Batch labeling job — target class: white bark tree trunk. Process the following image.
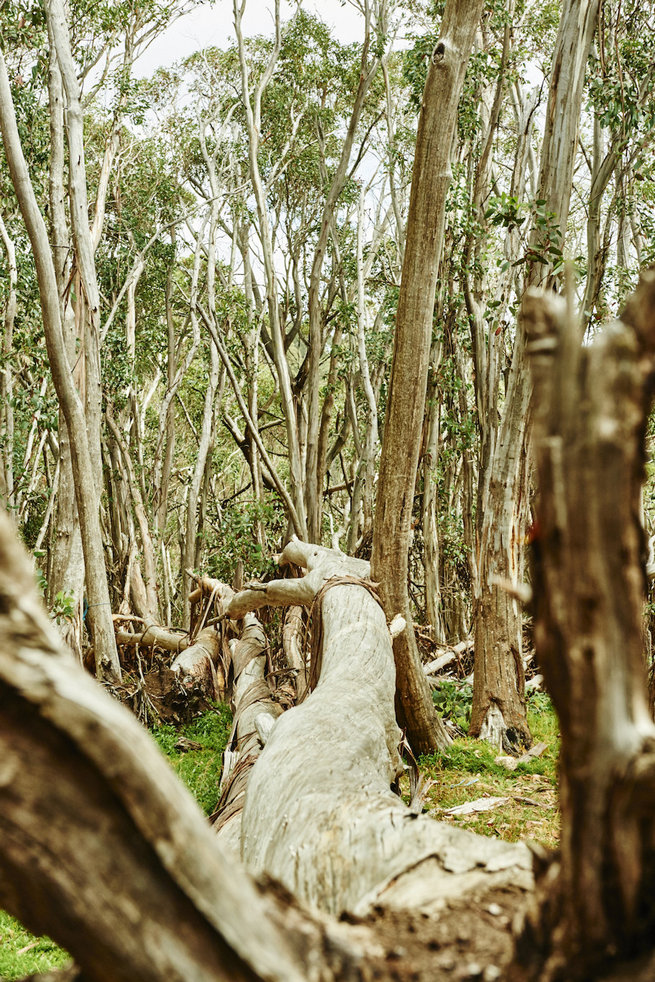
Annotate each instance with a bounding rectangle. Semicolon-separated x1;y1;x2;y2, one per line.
0;50;120;680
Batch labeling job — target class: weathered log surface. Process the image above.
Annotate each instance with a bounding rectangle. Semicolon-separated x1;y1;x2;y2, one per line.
0;513;374;982
231;539;532;916
170;626;221;700
213;613;283;856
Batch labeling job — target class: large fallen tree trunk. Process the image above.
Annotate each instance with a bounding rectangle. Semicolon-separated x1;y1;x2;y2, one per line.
227;539;532;915
0;509;533;981
0;511;382;982
5;279;655;981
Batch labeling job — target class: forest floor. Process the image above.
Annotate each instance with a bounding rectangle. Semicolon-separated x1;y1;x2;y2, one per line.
0;691;559;980
419;688;560;848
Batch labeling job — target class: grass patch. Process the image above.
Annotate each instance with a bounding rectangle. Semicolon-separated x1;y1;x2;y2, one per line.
0;911;71;980
150;702;232;815
418;691;560;848
0;704;233;978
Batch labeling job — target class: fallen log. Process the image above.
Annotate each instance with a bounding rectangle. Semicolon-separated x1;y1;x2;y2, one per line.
226;539;532;916
423;639;474;677
212;613;283;856
0;511;379;981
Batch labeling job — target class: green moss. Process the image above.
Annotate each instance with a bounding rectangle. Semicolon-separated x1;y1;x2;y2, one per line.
151;703;232;815
0;911;71;980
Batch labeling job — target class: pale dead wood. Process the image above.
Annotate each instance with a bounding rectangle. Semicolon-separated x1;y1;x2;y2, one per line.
229;538;533;917
0;511;378;982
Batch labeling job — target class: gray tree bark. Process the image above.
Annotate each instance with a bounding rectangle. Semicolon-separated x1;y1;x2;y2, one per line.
0;51;120;680
470;0;600;749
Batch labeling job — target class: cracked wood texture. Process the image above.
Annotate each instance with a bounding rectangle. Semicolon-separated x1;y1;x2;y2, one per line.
0;514;377;982
514;270;655;980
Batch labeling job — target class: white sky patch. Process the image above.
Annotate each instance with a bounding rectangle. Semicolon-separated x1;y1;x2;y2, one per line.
134;0;368;78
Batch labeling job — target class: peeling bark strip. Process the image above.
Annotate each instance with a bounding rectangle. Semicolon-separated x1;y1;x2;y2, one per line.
514;270;655;980
212;612;283;855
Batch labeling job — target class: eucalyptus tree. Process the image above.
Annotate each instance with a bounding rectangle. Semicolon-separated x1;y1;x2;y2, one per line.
0;46;121;678
582;0;655;325
468;0;601;749
0;0;208;667
371;0;486;755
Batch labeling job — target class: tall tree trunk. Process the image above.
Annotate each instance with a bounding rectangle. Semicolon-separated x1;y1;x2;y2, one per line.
304;2;384;542
45;20;84;660
233;0;306;538
0;51;121;680
470;0;600;749
372;0;485;755
0;215;16;509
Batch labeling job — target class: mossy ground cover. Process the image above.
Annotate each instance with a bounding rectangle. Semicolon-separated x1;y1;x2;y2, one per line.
0;694;558;979
150;701;232;815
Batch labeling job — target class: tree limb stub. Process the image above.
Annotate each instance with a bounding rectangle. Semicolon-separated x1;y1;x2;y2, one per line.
516;268;655;979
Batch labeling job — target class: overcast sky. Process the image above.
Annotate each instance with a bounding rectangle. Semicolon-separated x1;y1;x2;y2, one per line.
135;0;368;77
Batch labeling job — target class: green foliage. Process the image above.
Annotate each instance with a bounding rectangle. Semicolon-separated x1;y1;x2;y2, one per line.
151;703;232;815
204;496;285;584
431;678;473;732
51;590;76;624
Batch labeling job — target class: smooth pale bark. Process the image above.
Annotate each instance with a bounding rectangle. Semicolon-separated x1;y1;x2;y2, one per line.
470;0;600;749
181;179;223;620
513;270;655;980
304;2;385;542
170;627;221;703
346;192;381;554
47;0;104;495
154;267;177;534
106;411;160;622
228;539;532;916
0;52;120;680
372;0;485;755
233;0;306;538
421;359;444;641
44;30;85;662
